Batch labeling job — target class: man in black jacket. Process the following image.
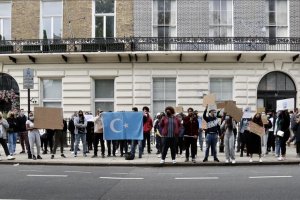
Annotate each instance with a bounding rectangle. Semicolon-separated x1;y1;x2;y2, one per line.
203;105;220;162
16;109;31;158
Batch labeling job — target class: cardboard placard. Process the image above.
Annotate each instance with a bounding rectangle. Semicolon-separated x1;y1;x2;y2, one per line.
217;101;236;109
34;107;63;130
247;121;265;137
261;115;269;125
203;94;216;106
256;107;265;114
276;98;294;112
175;106;184;113
84;115;94;122
202;120;207;130
224;101;243;122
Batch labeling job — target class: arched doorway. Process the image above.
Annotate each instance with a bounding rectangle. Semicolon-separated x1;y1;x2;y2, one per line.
257;71;296;113
0;73;20;113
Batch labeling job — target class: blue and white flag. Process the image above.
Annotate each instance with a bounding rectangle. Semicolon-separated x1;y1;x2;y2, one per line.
103;112;143;140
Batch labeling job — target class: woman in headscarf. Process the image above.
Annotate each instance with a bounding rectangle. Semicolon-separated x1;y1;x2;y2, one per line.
247;113;263;162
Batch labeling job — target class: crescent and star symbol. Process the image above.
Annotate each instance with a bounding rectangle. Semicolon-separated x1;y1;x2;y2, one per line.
109;119;129;133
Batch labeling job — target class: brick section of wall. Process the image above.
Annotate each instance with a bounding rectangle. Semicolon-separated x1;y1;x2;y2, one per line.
11;0;40;39
234;0;267;37
177;0;209;37
116;0;134;37
63;0;92;38
290;0;300;37
134;0;152;37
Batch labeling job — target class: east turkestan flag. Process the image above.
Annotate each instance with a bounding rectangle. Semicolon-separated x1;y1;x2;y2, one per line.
103;112;143;140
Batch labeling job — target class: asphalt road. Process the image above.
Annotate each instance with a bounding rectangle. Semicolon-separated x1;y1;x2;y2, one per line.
0;165;299;200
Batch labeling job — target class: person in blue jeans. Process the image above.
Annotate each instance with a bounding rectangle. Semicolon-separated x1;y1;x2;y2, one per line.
7;111;18;156
74;110;87;157
202;105;220;162
129;107;143;159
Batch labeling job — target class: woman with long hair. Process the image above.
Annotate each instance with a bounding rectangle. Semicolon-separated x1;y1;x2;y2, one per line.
247;113;263;162
221;114;237;164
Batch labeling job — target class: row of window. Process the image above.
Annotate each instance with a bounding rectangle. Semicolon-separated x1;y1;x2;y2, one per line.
42;78;232;115
0;0;289;40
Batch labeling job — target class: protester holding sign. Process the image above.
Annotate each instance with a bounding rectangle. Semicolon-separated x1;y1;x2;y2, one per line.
247;113;263;163
221;114;237;164
74;110;87;157
274;110;290;161
203;105;220;162
26;112;42;160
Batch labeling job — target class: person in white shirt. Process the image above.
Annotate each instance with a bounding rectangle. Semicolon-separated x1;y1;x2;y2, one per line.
26;112;42;160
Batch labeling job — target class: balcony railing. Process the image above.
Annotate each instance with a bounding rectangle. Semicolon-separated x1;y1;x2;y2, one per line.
0;37;299;54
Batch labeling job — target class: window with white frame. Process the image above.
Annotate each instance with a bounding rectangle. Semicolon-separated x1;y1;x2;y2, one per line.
42;79;62;107
41;0;63;39
266;0;288;38
0;1;11;40
94;79;114;112
210;78;232;101
209;0;233;37
153;78;176;115
94;0;115;38
153;0;177;50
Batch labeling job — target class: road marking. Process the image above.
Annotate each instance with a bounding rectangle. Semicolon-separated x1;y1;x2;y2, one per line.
64;171;92;174
249;176;293;179
100;177;144;180
27;175;68;177
19;170;43;172
175;177;219;180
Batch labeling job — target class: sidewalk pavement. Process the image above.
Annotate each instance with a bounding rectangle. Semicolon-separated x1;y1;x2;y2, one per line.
0;143;299;166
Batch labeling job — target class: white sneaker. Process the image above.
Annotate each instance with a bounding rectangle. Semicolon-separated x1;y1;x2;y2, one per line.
160;159;165;164
231;159;236;164
172;160;176;164
7;155;15;160
0;157;2;161
259;158;263;163
278;157;283;161
157;155;161;158
249;158;253;163
225;159;229;163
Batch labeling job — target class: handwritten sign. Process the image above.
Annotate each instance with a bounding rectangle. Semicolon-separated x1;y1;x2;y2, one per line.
203;94;216;106
248;121;265;137
224;101;243;122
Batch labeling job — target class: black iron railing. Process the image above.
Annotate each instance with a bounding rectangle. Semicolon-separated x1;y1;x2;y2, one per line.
0;37;299;54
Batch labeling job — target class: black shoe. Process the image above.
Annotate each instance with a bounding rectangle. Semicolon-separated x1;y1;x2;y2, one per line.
28;154;32;159
42;151;47;155
32;155;37;160
185;158;189;162
203;158;208;162
214;158;220;162
51;155;54;159
20;150;25;154
61;154;66;158
92;155;97;158
113;154;116;157
138;155;142;159
37;155;42;159
107;154;111;157
101;154;105;158
156;151;161;155
85;151;90;154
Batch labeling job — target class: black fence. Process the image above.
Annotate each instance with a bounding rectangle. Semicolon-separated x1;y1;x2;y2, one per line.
0;37;299;54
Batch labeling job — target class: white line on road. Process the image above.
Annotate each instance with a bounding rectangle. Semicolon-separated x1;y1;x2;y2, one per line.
64;171;92;174
19;170;43;172
249;176;293;179
27;175;68;177
100;177;144;180
175;177;219;180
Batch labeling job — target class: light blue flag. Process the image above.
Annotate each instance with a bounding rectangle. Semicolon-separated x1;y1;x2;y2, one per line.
103;112;143;140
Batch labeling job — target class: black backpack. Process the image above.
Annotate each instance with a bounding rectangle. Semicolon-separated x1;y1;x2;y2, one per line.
125;153;134;160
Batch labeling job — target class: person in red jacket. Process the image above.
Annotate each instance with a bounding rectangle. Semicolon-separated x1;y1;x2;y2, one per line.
142;106;153;155
159;106;181;164
183;108;199;163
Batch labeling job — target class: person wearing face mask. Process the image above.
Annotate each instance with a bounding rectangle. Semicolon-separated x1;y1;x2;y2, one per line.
74;110;87;157
267;111;276;155
16;109;31;157
26;112;42;160
221;114;237;164
92;109;105;158
7;111;18;156
159;106;181;164
202;105;220;162
274;110;290;161
142;106;153;155
0;112;15;160
247;113;263;162
183;108;199;163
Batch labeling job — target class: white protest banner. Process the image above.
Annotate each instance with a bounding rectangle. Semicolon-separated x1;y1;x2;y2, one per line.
276;98;294;112
84;115;94;122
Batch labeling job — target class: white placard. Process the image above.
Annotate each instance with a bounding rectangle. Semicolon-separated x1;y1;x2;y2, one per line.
84;115;94;122
276;98;294;111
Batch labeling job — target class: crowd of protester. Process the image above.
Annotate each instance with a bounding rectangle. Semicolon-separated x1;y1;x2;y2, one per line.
0;106;299;164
